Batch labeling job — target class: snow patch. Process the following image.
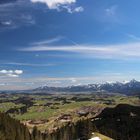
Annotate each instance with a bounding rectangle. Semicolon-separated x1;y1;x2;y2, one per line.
89;137;101;140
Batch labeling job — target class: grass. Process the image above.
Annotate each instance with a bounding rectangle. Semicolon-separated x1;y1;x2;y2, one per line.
15;101;104;121
0;102;24;112
13;95;140;121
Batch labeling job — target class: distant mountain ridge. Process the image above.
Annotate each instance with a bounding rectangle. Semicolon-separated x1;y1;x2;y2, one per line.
34;79;140;95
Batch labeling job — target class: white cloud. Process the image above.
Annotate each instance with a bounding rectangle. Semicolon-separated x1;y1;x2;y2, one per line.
31;0;75;9
0;70;13;74
19;42;140;60
0;70;23;78
30;0;83;13
15;70;23;75
0;70;9;74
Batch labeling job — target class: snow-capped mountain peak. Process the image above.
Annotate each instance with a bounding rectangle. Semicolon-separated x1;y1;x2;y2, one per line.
34;79;140;95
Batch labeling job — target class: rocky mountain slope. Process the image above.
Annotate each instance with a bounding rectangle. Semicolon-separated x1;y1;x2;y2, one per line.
93;104;140;140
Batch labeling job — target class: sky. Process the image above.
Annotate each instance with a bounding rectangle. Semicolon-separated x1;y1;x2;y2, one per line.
1;0;140;90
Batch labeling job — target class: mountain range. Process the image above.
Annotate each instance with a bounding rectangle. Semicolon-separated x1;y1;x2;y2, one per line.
34;79;140;95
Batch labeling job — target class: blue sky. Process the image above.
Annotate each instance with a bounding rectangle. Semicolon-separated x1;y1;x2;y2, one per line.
1;0;140;90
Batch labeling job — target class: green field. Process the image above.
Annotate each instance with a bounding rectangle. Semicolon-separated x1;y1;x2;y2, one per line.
0;92;140;133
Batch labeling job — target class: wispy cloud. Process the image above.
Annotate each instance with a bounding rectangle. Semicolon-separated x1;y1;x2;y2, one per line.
73;6;84;13
2;62;56;67
96;5;119;23
31;36;64;46
105;5;118;17
0;0;35;30
126;33;140;41
18;42;140;60
62;5;84;13
0;0;83;31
